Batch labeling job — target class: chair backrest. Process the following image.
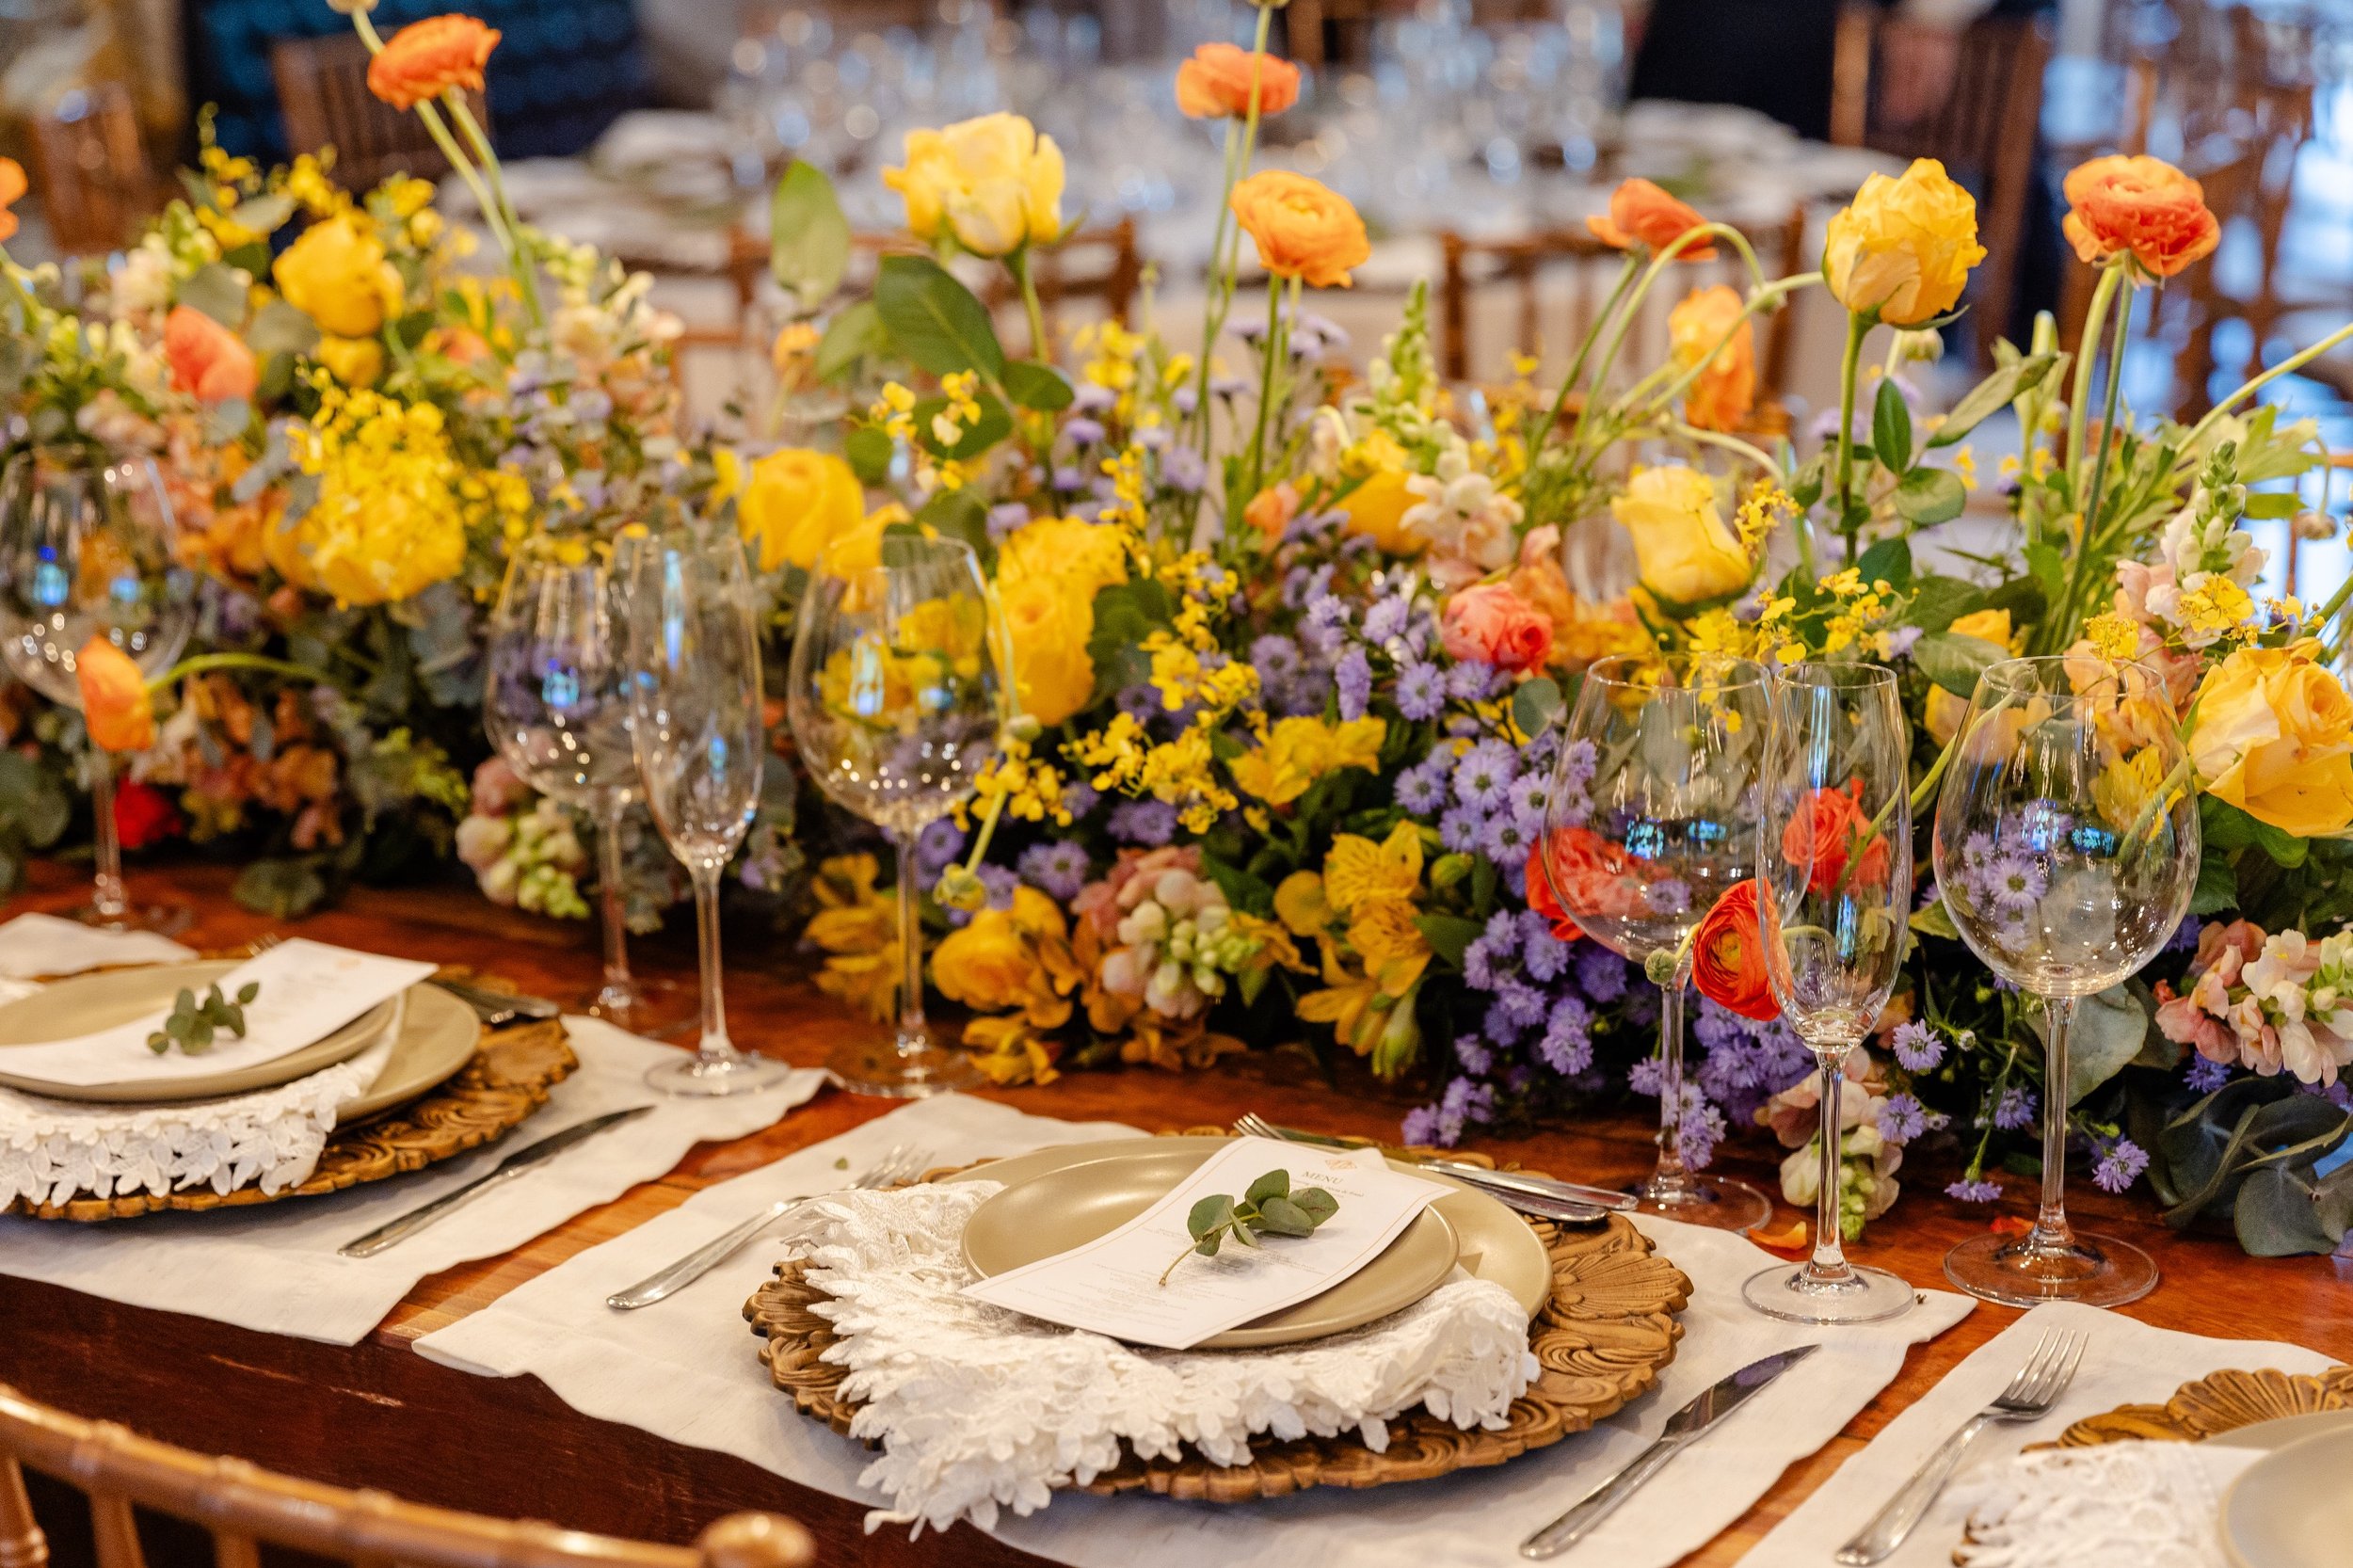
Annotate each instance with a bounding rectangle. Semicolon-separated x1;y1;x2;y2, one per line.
26;81;155;256
1830;8;2051;363
272;32;492;197
0;1383;813;1568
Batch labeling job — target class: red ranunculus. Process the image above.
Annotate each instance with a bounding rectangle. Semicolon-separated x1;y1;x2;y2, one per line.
112;778;182;851
1693;878;1780;1021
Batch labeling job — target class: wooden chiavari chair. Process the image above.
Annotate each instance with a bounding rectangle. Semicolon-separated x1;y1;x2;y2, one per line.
1828;6;2051;365
25;82;158;256
0;1382;813;1568
272;32;493;196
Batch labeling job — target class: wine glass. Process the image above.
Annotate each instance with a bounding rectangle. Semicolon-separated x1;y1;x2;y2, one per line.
1539;652;1772;1227
485;534;691;1035
0;445;194;933
787;533;1000;1097
1743;662;1915;1323
1932;655;2198;1306
617;522;794;1097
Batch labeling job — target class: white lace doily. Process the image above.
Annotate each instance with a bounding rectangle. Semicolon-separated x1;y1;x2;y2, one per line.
787;1181;1539;1535
0;1037;394;1210
1951;1440;2249;1567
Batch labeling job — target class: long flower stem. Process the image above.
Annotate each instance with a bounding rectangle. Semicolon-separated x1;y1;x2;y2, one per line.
1833;311;1868;560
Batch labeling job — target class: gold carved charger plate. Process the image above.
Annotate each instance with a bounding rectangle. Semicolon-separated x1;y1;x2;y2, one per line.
3;1002;577;1222
745;1138;1690;1504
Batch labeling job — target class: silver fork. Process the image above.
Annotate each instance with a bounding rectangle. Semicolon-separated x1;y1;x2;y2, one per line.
1234;1112;1629;1215
604;1144;928;1310
1835;1328;2089;1564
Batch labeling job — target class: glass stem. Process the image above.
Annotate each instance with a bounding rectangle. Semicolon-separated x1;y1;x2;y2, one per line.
597;797;635;1003
89;757;127;920
1808;1048;1854;1283
1653;970;1689;1194
895;832;927;1058
691;862;732;1064
2030;994;2078;1254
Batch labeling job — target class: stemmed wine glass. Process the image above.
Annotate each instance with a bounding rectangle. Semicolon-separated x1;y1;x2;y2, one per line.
0;446;194;933
1743;663;1915;1323
1540;652;1772;1228
1933;655;2197;1306
787;533;1001;1097
617;522;793;1097
486;534;690;1034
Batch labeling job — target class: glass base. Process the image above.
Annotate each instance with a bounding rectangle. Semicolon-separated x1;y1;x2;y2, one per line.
828;1033;983;1098
588;974;696;1039
1743;1260;1917;1324
1632;1172;1774;1231
1942;1229;2158;1308
69;900;192;937
643;1046;796;1098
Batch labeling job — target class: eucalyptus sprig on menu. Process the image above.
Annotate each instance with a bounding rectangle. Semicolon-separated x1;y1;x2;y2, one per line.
146;982;261;1055
1158;1168;1340;1287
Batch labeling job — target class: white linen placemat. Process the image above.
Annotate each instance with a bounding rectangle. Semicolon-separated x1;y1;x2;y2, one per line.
0;1016;824;1344
0;912;195;984
1743;1301;2340;1567
418;1105;1974;1568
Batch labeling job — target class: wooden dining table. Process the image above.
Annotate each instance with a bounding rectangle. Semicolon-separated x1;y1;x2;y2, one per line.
3;857;2348;1568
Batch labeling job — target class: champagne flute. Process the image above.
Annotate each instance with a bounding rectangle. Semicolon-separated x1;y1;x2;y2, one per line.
485;534;690;1034
1932;655;2198;1306
1540;652;1772;1227
618;522;793;1096
0;445;194;933
1743;662;1915;1323
787;533;1000;1097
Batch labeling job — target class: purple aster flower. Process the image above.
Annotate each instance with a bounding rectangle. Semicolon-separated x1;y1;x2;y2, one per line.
1017;839;1092;902
1947;1177;2004;1203
1576;943;1628;1002
1992;1085;2037;1130
1454;739;1519;811
2091;1136;2150;1193
1878;1093;1929;1144
1396;759;1449;815
1337;648;1373;720
1062;416;1107;447
1454;1033;1494;1075
1362;593;1412;645
1440;805;1486;853
2185;1054;2233;1094
1396;659;1447;721
1892;1019;1944;1072
1448;660;1497;701
1110;798;1177;846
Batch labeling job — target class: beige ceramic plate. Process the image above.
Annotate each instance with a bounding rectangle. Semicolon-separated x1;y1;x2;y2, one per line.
2220;1426;2353;1568
952;1135;1550;1350
0;960;395;1103
336;983;480;1120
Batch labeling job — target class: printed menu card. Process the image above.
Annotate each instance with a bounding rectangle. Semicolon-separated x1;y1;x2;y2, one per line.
963;1136;1452;1350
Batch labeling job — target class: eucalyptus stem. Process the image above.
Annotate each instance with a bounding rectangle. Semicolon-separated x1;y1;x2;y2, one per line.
1833;312;1869;561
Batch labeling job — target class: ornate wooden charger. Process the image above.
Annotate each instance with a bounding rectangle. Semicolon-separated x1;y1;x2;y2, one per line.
2043;1364;2353;1448
4;1013;576;1223
744;1141;1692;1504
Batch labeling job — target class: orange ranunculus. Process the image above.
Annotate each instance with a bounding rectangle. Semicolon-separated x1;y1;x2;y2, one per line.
1780;779;1890;897
163;306;259;403
0;156;24;244
1693;879;1779;1022
2062;154;2220;280
1230;170;1371;289
1586;178;1716;261
1175;42;1301;120
1667;284;1756;433
367;14;501;111
75;637;154;752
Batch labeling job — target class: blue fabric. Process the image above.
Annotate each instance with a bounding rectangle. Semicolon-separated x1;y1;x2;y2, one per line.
189;0;649;164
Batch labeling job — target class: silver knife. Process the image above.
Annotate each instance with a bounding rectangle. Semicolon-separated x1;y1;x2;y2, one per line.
1519;1343;1820;1560
338;1106;653;1258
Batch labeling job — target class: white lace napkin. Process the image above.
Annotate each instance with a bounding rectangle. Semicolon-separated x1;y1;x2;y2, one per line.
1951;1441;2252;1567
792;1180;1538;1535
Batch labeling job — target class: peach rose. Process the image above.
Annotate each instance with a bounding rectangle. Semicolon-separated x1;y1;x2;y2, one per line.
367;14;501;111
163;306;259;403
75;637;153;752
1175;42;1301;120
1667;284;1756;433
1230;170;1370;289
2062;154;2220;280
1586;178;1716;261
1440;582;1553;673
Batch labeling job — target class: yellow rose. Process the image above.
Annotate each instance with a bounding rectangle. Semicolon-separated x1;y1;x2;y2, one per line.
997;569;1098;728
931;886;1079;1028
315;334;383;389
2188;640;2353;837
1335;468;1424;555
1822;158;1987;327
737;448;865;572
1609;466;1753;604
883;113;1064;257
273;214;405;340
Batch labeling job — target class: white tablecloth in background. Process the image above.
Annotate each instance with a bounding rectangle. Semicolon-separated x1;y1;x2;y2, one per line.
417;1096;1974;1568
0;1017;824;1344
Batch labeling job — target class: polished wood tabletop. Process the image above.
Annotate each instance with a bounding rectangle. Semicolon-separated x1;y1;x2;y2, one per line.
3;859;2348;1567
